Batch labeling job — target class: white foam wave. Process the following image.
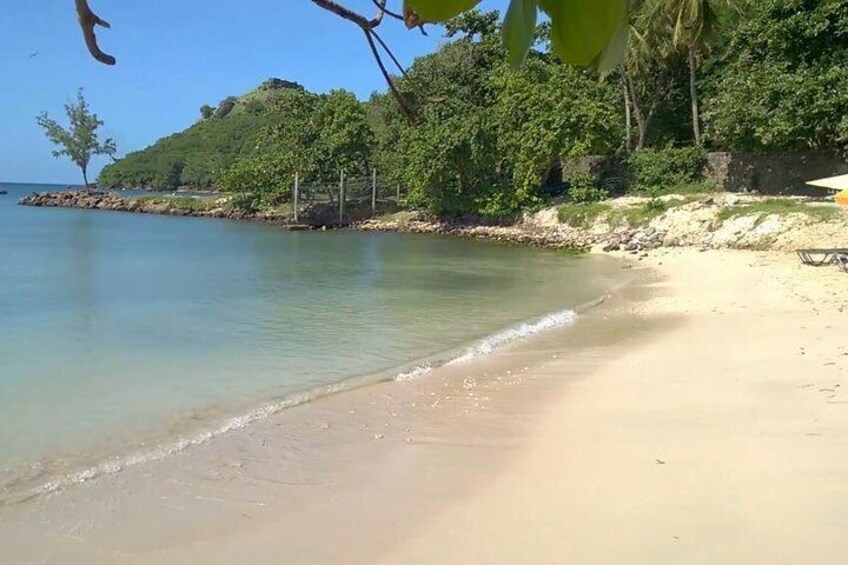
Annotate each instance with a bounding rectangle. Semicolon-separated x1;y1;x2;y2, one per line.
395;363;433;381
447;309;577;366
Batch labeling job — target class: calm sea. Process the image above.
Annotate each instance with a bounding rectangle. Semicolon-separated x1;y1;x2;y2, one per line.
0;182;621;503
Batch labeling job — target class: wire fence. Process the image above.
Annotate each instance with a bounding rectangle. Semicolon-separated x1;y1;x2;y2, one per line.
292;171;406;225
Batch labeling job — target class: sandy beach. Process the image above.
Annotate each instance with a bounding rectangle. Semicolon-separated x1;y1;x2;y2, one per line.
2;248;847;564
381;249;848;565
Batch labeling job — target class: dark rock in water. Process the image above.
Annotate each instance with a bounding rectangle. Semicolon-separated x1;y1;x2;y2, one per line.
0;190;7;195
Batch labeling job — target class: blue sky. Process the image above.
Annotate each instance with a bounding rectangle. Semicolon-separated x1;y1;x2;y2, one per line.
2;0;507;184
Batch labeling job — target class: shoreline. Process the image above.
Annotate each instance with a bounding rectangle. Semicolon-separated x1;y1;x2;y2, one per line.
19;189;848;255
0;298;610;508
18;190;594;251
0;256;649;563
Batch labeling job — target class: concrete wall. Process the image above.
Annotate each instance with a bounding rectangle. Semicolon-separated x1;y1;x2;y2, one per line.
706;151;848;196
559;150;847;197
559;156;627;195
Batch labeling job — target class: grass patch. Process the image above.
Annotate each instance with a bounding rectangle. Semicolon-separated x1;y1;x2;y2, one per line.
558;202;613;227
132;195;214;212
627;181;719;198
559;199;673;228
718;198;842;223
666;194;707;207
664;181;719;195
622;199;667;226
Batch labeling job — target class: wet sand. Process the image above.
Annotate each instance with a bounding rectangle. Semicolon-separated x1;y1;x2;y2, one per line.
2;249;847;564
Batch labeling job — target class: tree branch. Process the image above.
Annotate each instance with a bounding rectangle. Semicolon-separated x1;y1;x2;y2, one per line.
371;0;405;22
372;29;408;76
308;0;417;122
75;0;115;65
71;0;419;121
363;29;417;123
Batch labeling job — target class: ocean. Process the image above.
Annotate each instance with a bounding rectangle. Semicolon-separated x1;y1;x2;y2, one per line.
0;182;621;504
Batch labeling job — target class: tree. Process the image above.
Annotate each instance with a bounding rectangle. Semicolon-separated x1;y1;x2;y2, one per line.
443;8;500;39
705;0;848;152
494;59;623;197
200;104;214;119
217;88;374;202
371;19;623;217
622;9;682;150
648;0;741;145
36;89;116;190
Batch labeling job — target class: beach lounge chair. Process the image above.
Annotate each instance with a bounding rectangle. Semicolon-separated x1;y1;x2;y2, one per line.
836;253;848;273
796;249;848;267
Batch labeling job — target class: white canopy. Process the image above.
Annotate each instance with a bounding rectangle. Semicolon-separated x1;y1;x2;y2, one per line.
805;174;848;191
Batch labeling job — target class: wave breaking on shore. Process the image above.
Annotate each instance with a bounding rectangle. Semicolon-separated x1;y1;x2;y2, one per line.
0;306;593;507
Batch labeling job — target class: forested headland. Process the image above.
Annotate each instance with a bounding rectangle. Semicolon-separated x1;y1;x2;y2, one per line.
98;0;848;219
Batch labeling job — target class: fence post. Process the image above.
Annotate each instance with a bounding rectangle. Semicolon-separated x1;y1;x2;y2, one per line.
293;171;299;223
372;169;377;216
339;170;345;224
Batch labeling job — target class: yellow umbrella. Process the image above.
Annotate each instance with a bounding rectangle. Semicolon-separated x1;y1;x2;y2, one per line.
806;175;848;207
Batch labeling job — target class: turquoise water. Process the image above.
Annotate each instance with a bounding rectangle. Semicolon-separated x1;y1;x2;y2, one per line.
0;182;620;502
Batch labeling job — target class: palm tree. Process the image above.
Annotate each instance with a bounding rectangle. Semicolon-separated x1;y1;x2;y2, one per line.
623;1;679;150
649;0;740;145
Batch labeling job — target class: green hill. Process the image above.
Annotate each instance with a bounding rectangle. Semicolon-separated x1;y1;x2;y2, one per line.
98;79;305;189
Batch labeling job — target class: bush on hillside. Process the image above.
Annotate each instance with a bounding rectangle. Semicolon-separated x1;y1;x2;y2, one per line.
628;145;708;194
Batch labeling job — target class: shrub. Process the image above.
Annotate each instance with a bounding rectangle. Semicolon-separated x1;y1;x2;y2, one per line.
628;145;708;194
624;199;667;226
567;172;610;203
230;192;262;213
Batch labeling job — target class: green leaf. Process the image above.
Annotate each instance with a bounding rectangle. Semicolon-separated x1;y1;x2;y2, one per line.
503;0;538;69
405;0;484;23
590;14;629;74
542;0;629;67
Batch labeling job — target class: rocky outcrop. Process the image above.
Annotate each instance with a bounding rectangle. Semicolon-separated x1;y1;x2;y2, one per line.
361;194;848;254
259;78;304;92
19;191;293;224
356;218;592;252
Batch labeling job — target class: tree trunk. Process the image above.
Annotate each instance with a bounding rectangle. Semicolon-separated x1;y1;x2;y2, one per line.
82;167;90;192
688;45;702;145
622;69;632;151
625;71;648;150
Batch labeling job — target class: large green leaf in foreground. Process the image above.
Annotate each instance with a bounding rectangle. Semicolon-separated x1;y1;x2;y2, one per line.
407;0;630;70
541;0;629;66
405;0;484;22
503;0;539;68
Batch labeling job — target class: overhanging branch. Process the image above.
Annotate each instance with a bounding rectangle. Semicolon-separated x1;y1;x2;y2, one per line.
71;0;419;121
75;0;114;65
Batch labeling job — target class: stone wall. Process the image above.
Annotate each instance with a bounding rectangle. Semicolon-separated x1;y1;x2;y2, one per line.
706;151;848;196
552;151;846;197
559;155;628;195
